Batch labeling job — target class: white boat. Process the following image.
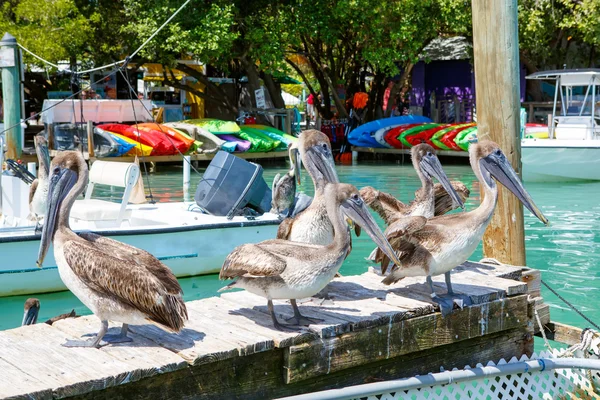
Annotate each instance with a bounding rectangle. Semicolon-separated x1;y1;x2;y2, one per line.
0;151;280;297
522;69;600;182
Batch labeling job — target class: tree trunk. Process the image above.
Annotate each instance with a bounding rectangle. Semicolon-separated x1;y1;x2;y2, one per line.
519;53;543;101
262;73;285;109
239;56;261;108
384;63;414;117
366;71;385;121
171;63;238;114
322;65;349;119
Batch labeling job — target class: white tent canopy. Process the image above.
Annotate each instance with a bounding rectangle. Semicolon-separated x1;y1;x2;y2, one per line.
281;91;300;106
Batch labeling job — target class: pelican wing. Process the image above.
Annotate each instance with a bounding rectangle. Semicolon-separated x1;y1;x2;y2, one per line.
28;179;38;208
77;232;165;271
360;186;408;225
276;217;295;240
220;239;323;279
62;239;188;332
415;181;470;216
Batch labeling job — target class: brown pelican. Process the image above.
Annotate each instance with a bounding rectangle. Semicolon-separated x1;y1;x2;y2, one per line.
36;151;188;347
276;130;340;243
373;141;549;314
21;298;78;326
22;298;40;325
360;143;468;225
219;182;402;330
270;144;302;217
28;135;50;223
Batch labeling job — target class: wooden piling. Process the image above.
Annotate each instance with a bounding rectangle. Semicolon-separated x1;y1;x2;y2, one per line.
471;0;526;265
0;261;540;400
0;33;22;159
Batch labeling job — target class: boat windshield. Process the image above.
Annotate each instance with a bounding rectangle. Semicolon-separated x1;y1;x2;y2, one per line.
559;84;600;117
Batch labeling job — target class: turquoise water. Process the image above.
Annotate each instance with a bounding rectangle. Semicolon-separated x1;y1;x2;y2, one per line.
1;159;599;341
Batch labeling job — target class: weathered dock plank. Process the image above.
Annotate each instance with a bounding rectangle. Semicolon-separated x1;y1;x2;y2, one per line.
0;261;539;400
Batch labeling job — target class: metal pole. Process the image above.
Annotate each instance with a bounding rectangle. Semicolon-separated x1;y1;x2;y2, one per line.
183;155;191;201
551;77;560;138
275;358;600;400
0;33;23;159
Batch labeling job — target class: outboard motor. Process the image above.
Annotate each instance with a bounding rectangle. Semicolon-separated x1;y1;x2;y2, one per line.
195;151;272;219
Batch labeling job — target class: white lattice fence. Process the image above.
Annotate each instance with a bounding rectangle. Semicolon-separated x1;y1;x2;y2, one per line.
363;353;600;400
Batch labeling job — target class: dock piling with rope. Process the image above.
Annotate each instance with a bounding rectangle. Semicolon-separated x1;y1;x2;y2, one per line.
0;261;550;400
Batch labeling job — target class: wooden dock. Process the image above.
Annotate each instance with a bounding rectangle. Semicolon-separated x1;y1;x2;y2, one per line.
0;261;547;400
352;146;470;159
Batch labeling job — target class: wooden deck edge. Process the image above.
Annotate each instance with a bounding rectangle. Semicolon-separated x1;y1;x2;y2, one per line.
535;321;586;347
284;294;531;384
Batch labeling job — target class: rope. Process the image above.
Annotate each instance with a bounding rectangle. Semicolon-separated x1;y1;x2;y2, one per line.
118;64;156;204
117;66;203;177
541;280;600;332
479;257;600;332
16;0;193;75
129;0;193;60
0;68;121;137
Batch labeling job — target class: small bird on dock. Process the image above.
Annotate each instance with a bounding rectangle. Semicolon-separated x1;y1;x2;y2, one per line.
36;151;188;348
360;143;468;225
21;298;78;326
219;182;402;330
28;134;50;224
373;141;549;315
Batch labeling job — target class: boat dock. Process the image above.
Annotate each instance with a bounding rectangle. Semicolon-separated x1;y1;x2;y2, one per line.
0;261;548;400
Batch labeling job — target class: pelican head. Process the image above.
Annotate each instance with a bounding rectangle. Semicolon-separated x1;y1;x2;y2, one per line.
34;134;50;176
22;298;40;326
37;152;88;267
288;142;301;185
471;141;549;225
327;183;401;267
299;129;339;186
412;143;464;209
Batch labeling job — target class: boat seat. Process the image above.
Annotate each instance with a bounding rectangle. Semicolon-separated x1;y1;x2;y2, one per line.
70;160;140;225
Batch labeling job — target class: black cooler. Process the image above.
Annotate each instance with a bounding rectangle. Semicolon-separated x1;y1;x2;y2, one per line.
194;151;272;218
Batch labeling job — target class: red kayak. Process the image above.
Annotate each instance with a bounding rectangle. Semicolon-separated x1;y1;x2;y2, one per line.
98;123;177;155
440;123;476;151
137;123;194;153
405;124;453;148
384;124;421;149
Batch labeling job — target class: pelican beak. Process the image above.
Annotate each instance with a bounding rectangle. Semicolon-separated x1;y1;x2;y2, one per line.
421;152;464;209
305;144;339;184
290;146;301;185
37;139;50;172
480;150;549;225
341;195;402;267
22;305;39;326
37;166;77;267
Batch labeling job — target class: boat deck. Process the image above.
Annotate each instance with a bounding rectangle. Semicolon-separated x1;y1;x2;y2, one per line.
0;261;547;400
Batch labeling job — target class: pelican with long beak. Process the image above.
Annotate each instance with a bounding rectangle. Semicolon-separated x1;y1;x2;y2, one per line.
277;130;359;244
219;182;402;330
374;141;549;315
36;151;188;348
360;143;468;225
270;143;304;217
22;298;40;326
28;135;50;223
21;298;78;326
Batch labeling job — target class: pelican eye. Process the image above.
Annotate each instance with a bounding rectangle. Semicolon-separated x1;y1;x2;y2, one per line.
322;143;328;150
426;151;433;157
495;149;502;156
53;167;61;175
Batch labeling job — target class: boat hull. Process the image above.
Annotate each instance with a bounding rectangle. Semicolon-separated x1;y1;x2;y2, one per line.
522;139;600;182
0;204;279;297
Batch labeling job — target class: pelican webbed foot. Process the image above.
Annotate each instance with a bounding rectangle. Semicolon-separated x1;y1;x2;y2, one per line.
268;300;299;331
63;320;108;348
102;323;133;344
285;299;324;326
427;274;473;316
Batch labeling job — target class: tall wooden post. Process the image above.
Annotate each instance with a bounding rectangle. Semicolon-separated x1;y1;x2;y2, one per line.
472;0;525;265
0;33;22;159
